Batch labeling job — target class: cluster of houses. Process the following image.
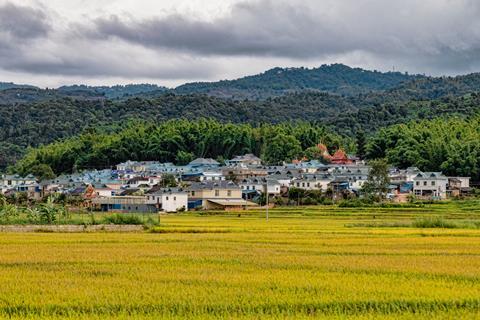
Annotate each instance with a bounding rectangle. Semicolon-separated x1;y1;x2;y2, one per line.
0;146;472;213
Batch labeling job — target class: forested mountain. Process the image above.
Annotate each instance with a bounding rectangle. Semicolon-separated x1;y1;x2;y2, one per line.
0;93;354;166
0;82;37;90
0;87;104;104
0;84;169;104
2;90;480;171
175;64;420;99
57;84;168;99
2;64;480;172
355;73;480;107
2;65;480;105
0;64;419;103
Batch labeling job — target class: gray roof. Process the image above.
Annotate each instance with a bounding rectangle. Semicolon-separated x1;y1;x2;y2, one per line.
241;177;280;185
187;181;239;191
189;158;220;166
414;172;448;180
230;154;261;161
147;188;187;195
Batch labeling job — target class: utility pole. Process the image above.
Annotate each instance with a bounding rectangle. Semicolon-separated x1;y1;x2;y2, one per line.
265;182;269;221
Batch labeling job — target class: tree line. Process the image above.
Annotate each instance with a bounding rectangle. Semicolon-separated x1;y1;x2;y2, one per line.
12;115;480;182
14;119;347;177
2;90;480;171
366;116;480;181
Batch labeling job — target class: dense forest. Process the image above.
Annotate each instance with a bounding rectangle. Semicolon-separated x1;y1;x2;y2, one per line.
175;64;420;99
0;82;36;90
14;119;345;176
14;116;480;180
2;90;480;170
57;84;168;99
366;116;480;180
2;64;480;173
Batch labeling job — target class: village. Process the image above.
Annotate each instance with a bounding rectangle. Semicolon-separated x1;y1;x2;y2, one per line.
0;144;472;213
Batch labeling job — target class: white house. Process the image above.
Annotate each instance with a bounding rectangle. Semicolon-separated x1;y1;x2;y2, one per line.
146;188;188;212
0;174;37;188
239;178;263;193
413;172;448;199
265;179;281;195
92;184;116;197
448;177;470;189
200;171;225;181
291;174;334;191
239;178;282;196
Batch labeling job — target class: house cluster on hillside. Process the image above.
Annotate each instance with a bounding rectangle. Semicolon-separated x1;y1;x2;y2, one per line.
0;147;472;212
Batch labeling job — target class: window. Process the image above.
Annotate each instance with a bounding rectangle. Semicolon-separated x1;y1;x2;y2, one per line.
166;196;169;200
252;186;255;190
215;190;219;196
174;196;176;201
431;181;435;186
297;183;300;187
423;181;427;186
307;182;310;187
191;191;195;197
416;181;419;186
227;190;232;196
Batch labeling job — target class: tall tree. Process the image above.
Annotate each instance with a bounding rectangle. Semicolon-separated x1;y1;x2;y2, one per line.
356;130;366;159
362;159;390;199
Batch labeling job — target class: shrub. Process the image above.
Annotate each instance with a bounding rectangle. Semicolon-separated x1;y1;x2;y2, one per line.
413;217;458;229
338;198;374;207
102;214;143;225
321;199;333;205
303;197;317;205
0;203;20;222
25;207;41;223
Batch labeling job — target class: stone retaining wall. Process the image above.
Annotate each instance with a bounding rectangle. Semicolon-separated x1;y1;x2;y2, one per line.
0;224;145;233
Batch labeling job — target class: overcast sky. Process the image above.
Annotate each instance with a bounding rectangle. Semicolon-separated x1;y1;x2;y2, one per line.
0;0;479;88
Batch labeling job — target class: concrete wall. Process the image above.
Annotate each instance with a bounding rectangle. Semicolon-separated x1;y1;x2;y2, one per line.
162;193;188;212
0;224;144;233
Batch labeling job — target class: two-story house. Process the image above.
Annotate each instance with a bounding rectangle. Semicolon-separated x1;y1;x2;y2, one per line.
413;172;448;199
146;188;188;212
186;181;257;210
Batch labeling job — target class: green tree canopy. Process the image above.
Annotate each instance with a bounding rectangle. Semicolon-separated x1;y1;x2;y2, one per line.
362;159;390;199
262;134;302;165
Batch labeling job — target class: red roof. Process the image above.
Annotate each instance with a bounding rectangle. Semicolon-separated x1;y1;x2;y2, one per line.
316;143;332;160
331;149;353;164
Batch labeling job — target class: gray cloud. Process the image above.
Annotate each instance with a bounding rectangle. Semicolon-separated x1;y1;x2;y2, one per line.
0;1;215;80
1;0;480;86
0;39;216;79
85;0;480;72
89;1;328;57
0;2;50;39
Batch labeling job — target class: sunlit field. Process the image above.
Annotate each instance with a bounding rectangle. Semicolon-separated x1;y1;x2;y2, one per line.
1;203;480;319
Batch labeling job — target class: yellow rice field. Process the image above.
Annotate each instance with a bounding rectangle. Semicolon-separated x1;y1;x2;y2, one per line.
0;204;480;319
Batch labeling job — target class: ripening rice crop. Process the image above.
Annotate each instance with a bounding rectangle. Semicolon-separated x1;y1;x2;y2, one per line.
0;204;479;319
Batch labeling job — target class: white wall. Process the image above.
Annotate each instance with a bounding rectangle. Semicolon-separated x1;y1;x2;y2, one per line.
162;193;188;212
